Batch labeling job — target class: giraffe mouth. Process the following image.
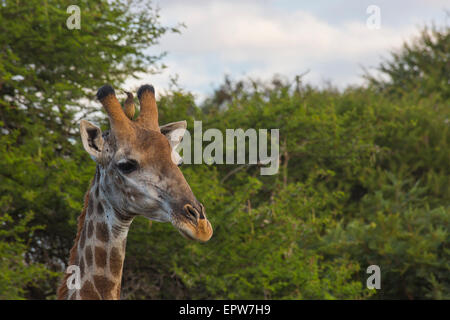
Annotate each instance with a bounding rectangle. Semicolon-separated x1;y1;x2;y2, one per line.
178;228;197;241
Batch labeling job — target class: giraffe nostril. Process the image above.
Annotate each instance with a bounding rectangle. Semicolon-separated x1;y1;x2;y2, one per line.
184;204;199;223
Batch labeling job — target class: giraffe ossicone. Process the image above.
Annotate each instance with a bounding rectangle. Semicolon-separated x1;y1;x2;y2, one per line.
57;84;213;300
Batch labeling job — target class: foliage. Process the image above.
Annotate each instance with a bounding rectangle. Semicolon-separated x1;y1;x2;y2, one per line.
0;0;178;298
0;1;448;299
365;23;450;101
0;207;58;299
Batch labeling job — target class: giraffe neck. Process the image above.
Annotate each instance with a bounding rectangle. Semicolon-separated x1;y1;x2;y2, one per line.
68;167;133;300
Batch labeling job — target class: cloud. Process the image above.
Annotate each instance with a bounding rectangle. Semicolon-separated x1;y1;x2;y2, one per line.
127;0;447;100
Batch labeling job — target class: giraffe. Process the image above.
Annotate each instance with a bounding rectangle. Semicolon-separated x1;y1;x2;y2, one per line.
57;84;213;300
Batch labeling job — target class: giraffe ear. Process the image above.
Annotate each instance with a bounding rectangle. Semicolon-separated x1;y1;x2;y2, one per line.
160;120;187;166
160;120;187;150
80;120;104;160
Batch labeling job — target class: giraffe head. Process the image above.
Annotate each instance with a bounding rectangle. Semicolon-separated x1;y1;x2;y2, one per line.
79;84;213;242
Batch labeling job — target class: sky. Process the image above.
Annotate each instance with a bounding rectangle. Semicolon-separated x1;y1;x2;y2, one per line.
125;0;449;102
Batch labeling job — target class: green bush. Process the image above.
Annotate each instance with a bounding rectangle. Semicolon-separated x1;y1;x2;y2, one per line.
0;1;448;299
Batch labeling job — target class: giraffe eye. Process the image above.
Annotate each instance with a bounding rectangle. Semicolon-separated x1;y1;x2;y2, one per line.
117;159;138;174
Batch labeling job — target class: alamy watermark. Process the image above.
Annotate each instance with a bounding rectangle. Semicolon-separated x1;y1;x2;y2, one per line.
66;265;81;290
366;5;381;30
66;5;81;30
170;121;280;175
366;265;381;289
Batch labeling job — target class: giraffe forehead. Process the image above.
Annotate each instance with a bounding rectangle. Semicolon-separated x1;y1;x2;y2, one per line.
112;128;172;163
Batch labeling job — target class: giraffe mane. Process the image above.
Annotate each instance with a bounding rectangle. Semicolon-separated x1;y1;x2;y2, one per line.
57;175;95;299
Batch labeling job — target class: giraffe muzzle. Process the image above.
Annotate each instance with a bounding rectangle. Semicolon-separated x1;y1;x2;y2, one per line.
177;204;213;242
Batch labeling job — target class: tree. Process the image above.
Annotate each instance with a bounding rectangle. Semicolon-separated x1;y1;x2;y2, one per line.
0;0;179;299
365;23;450;101
1;2;448;299
0;208;58;299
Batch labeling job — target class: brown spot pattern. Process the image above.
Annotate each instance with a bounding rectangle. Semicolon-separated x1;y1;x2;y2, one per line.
95;246;107;269
87;220;94;238
79;256;85;277
80;280;101;300
79;228;86;249
85;245;93;266
110;247;123;277
96;222;109;242
93;275;116;300
87;197;94;216
97;202;104;215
